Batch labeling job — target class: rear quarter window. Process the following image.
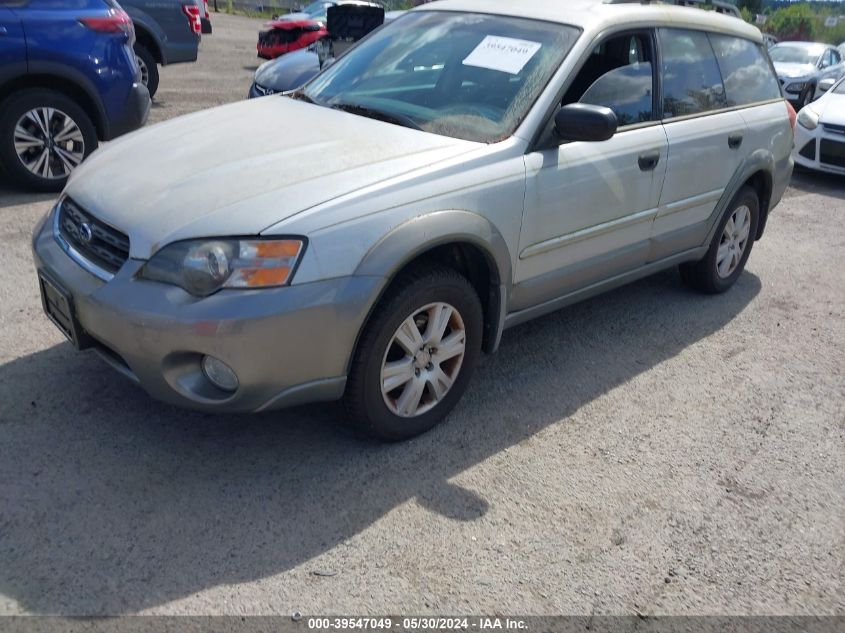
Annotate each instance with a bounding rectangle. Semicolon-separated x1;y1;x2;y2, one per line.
709;34;782;106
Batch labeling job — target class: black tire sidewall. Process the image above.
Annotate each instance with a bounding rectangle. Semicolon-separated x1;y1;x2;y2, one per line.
705;188;760;293
0;89;97;192
352;272;483;441
134;43;160;99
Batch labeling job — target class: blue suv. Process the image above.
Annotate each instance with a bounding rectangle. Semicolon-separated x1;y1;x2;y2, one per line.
0;0;150;192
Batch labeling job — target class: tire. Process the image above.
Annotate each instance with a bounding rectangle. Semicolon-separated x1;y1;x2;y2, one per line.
680;186;760;294
0;88;98;192
801;84;816;107
134;43;160;99
344;265;484;442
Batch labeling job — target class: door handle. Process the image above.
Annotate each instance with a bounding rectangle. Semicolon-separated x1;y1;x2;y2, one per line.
728;133;744;149
0;27;8;36
638;151;660;172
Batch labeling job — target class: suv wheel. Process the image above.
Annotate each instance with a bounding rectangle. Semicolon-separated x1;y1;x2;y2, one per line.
801;84;816;107
0;89;98;192
345;265;483;441
680;186;759;294
134;43;160;99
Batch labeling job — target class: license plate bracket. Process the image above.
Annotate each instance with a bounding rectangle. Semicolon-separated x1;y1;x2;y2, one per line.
38;271;92;350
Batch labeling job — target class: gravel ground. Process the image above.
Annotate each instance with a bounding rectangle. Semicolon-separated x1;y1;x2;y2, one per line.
0;13;843;618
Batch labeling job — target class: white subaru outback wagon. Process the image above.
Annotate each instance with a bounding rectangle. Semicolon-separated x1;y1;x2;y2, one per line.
33;0;794;441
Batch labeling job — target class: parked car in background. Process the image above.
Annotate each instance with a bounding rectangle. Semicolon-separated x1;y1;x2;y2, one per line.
0;0;150;191
257;0;380;60
257;15;326;60
250;6;397;97
770;42;845;108
794;75;845;175
121;0;202;98
33;0;793;441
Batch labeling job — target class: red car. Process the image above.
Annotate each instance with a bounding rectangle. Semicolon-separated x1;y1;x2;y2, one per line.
257;18;327;60
257;0;380;60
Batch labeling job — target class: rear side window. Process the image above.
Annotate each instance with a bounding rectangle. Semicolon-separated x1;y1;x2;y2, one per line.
709;34;782;106
659;29;727;118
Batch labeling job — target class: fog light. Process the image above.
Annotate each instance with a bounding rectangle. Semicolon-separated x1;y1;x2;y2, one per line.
201;355;239;392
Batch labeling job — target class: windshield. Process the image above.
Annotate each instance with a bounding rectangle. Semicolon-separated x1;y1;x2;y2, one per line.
770;45;822;65
301;11;579;143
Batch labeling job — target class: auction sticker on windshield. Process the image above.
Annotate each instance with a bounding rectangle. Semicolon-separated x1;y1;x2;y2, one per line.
462;35;542;75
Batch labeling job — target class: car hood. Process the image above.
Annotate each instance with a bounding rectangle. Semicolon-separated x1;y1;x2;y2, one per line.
254;50;321;91
266;15;320;28
66;97;480;259
774;62;815;79
815;92;845;125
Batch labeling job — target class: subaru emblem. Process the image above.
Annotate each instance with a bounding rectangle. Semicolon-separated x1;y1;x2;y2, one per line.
79;222;93;244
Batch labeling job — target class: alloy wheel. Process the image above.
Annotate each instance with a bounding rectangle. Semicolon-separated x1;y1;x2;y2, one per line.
380;302;467;418
13;107;85;180
136;55;150;86
716;205;752;278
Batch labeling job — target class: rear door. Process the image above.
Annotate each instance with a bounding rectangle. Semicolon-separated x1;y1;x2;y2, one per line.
649;28;749;261
0;5;27;83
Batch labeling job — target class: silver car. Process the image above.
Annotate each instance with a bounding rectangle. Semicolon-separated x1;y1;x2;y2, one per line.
33;0;793;441
769;41;845;107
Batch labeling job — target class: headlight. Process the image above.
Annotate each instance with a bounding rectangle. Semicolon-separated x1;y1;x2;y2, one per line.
785;81;807;93
797;107;820;130
138;238;306;296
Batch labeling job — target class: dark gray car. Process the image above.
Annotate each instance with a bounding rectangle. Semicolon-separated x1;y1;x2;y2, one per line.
121;0;202;98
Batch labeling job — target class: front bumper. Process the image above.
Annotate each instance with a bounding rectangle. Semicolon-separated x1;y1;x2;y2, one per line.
32;208;384;413
793;123;845;176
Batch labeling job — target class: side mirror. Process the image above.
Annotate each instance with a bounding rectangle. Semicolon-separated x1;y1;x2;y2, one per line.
554;104;618;143
818;77;836;94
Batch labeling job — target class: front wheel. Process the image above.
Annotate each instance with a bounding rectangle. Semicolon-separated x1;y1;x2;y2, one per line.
801;84;816;108
680;186;759;294
344;266;483;442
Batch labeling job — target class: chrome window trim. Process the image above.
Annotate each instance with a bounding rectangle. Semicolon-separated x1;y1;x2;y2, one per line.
52;200;115;283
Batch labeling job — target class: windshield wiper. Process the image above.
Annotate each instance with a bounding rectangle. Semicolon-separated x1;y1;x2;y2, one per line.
330;102;423;131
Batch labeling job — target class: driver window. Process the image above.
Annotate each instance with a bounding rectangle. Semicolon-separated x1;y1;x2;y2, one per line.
563;32;656;127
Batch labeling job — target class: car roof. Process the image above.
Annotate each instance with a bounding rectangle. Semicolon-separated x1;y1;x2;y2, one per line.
414;0;763;43
775;41;828;50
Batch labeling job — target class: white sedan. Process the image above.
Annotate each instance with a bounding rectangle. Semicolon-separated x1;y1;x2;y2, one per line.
794;75;845;175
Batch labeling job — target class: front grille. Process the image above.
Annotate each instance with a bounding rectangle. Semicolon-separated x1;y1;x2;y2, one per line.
58;198;130;274
819;139;845;168
822;122;845;136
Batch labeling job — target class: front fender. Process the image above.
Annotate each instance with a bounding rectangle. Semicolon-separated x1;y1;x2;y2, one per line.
355;210;513;353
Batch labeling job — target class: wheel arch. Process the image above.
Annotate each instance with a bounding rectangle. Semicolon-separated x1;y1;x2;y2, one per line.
353;210;512;358
707;150;776;246
133;23;164;65
0;72;107;139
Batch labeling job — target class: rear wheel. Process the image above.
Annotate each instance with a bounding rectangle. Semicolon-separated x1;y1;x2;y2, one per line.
134;43;160;99
680;186;759;294
0;89;97;192
344;266;483;442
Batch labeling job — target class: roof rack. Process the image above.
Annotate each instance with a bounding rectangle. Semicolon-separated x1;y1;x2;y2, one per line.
603;0;742;19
